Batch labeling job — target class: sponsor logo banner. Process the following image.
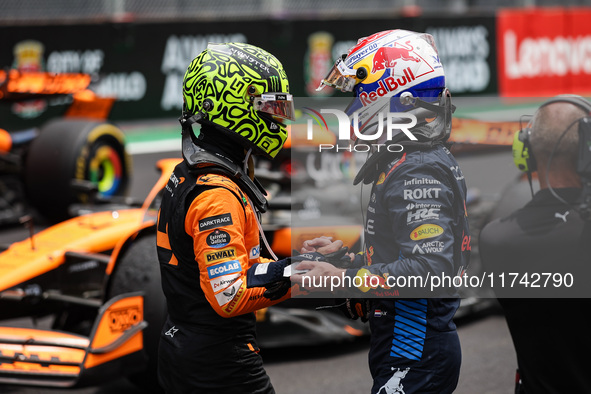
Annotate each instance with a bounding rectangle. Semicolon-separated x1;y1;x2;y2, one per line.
211;273;241;292
199;213;233;231
223;281;246;314
204;247;237;264
410;224;444;241
215;278;243;306
249;245;260;259
497;8;591;96
206;229;231;248
403;187;442;200
407;208;440;224
207;260;241;279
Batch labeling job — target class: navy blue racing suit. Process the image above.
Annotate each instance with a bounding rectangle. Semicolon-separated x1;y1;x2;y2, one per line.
345;144;470;394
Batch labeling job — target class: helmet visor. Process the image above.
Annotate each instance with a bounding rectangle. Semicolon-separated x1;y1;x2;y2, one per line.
316;58;357;92
254;93;296;121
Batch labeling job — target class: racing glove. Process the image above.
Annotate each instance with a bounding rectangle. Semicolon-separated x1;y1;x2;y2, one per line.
324;247;365;269
337;298;372;323
295;247;356;268
246;251;328;300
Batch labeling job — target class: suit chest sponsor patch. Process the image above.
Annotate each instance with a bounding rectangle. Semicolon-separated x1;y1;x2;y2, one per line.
204;247;236;264
249;245;260;259
207;230;231;248
410;224;444;240
210;273;240;292
207;260;241;279
214;278;243;306
199;213;233;231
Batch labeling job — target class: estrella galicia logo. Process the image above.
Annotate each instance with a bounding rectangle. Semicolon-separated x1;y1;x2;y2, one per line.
199;213;233;231
207;260;242;279
207;229;231;248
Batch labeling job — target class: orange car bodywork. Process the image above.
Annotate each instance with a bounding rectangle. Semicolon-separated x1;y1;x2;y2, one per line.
0;158;180;291
0;128;12;153
0;209;146;291
0;69;114;120
0;294;145;387
0;158;178;387
0;70;91;97
449;118;519;147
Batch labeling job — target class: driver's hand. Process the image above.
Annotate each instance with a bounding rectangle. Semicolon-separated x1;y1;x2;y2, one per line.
300;236;343;255
291;260;346;292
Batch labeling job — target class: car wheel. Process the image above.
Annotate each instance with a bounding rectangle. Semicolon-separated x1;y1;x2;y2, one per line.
107;233;166;394
24;119;131;221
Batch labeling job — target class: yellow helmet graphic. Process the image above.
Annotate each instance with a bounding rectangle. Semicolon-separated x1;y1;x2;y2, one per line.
182;42;294;159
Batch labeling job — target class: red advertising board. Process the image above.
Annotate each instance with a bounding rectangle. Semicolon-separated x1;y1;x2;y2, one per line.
497;7;591;97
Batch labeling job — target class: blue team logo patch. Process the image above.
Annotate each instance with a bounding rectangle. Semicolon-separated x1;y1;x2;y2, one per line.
207;260;242;279
249;245;260;259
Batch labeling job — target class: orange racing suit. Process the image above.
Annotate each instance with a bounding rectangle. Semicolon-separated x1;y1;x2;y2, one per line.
156;159;289;393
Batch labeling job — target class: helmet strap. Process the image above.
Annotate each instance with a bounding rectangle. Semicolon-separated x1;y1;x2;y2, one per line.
402;90;455;142
179;112;205;163
406;95;455;118
244;148;255;180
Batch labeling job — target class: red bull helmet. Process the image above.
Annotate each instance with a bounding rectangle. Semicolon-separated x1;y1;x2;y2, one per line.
318;29;453;144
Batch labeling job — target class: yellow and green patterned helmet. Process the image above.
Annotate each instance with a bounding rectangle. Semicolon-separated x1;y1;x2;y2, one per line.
182;42;294;159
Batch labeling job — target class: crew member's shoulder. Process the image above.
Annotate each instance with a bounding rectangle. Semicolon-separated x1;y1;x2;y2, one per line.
479;210;524;248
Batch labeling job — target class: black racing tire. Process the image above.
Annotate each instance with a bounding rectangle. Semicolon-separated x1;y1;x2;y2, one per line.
107;234;167;394
24;119;131;221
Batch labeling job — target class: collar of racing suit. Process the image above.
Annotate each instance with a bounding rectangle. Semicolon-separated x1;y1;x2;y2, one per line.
353;139;447;185
353;99;454;186
181;125;269;213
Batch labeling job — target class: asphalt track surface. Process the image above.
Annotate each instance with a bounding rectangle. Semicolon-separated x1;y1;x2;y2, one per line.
0;124;520;394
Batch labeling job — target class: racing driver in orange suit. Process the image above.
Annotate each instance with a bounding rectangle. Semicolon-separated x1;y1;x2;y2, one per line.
156;42;297;393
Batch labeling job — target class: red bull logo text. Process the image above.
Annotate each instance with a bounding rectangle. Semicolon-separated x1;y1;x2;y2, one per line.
359;67;416;106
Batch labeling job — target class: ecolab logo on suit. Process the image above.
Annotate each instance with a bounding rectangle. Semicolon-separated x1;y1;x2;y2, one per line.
208;260;241;279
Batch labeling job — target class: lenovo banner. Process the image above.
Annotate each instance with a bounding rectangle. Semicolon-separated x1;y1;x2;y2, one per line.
497;7;591;97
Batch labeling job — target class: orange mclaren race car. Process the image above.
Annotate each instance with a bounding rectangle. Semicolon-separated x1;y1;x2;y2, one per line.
0;69;130;224
0;145;368;392
0;158;176;392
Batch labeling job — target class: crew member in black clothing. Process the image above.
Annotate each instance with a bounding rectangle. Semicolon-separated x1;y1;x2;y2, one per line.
479;95;591;393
